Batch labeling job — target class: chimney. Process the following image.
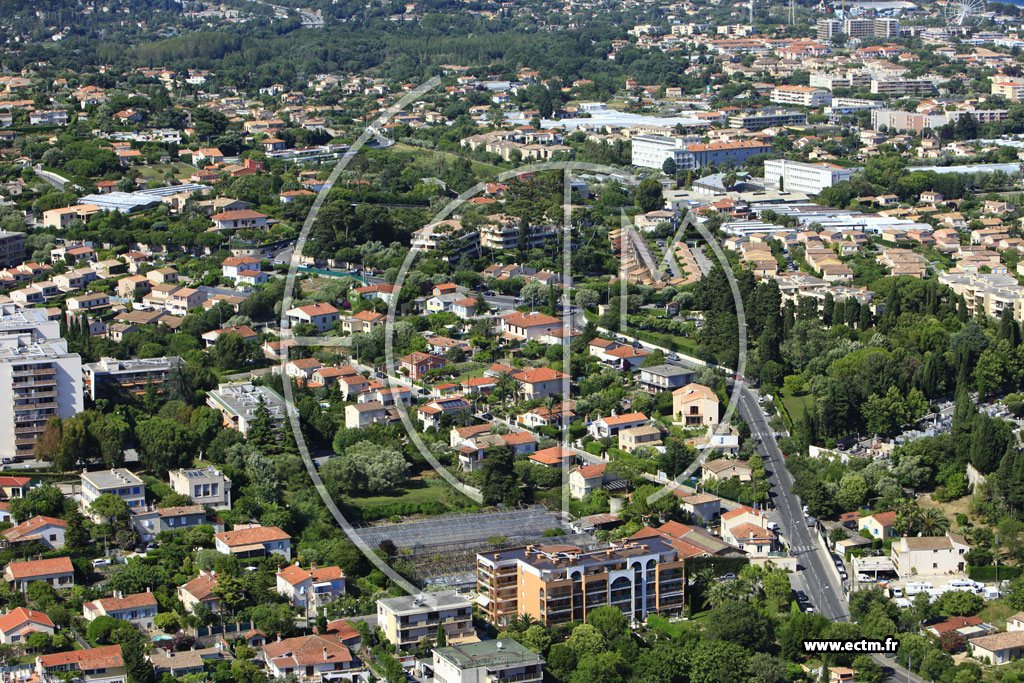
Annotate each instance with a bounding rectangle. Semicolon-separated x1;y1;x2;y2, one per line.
323;647;328;662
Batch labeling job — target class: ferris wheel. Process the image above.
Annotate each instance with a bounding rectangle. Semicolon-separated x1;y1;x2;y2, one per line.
945;0;986;26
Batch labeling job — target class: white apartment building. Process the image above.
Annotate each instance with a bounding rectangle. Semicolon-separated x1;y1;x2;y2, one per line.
0;334;82;461
769;86;832;108
764;159;852;196
433;640;543;683
81;469;146;521
630;134;701;169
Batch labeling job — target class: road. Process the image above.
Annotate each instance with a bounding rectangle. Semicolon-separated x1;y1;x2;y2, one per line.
606;326;922;681
33;165;69;190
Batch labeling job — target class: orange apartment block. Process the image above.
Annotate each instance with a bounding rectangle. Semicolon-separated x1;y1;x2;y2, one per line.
476;538;684;627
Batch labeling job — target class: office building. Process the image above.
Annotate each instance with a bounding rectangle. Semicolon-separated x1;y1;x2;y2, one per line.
81;469;146;521
206;382;286;436
727;109;807;130
82;356;183;401
632;135;771;170
169;466;232;509
764;159;852;195
433;640;543;683
476;538;685;627
376;592;476;650
0;334;82;460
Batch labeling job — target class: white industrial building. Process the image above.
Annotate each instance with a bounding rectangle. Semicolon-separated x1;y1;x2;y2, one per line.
764;159;852;195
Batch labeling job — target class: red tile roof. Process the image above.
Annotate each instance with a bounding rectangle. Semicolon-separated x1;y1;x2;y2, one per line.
216;525;290;548
38;644;123;671
4;556;73;579
0;607;53;633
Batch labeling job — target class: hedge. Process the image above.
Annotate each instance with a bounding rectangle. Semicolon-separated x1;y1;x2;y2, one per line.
968;565;1022;581
685;555;750;578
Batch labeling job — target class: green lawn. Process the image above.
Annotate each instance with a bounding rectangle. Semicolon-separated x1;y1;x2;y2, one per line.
346;476;452;510
137;162;196;181
780;388;814;427
979;599;1018;630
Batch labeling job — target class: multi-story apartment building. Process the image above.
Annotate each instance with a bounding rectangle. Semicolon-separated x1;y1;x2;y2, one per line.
939;272;1024;321
411;219;480;260
629;134;700;169
81;469;146;521
815;19;840;41
376;592;476;650
870;78;936;95
764;159;852;195
844;18;876;37
82;356;183;401
0;333;82;460
727;109;807;130
479;214;559;250
992;77;1024;102
769;85;831;108
433;640;543;683
0;231;26;268
169;466;232;509
476;538;685;627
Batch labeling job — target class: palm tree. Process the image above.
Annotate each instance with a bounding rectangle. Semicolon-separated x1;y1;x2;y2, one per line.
694;567;717;589
703;579;732;609
893;502;921;537
494;370;518;405
511;613;539;632
916;508;950;536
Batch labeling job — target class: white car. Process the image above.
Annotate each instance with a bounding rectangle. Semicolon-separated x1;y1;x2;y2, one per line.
857;573;874;583
92;558;111;567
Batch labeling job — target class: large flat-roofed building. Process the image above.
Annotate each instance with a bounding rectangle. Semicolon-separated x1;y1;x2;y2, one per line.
82;356;183;401
0;303;60;340
630;134;701;169
377;591;476;651
206;382;286;435
433;639;543;683
81;469;146;521
728;109;807;130
0;334;82;460
632;135;771;170
476;538;685;627
764;159;852;195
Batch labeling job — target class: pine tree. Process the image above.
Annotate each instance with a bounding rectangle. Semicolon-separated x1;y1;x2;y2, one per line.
1000;307;1022;348
859;305;872;330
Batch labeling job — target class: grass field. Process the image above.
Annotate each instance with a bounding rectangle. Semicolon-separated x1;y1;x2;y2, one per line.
979;599;1017;630
390;143;504;178
780;387;814;427
136;162;197;181
346;476;452;510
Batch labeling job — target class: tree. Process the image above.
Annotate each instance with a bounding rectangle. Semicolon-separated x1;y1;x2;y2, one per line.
936;590;983;617
135;417;195;476
689;639;750;683
321;441;408;495
565;623;607;660
246;396;276;448
634;177;663;213
836;474;868;511
435;623;446;647
9;485;64;522
662;157;677;176
481;448;520;506
706;600;774;650
585;606;628;641
917;508;949;536
89;493;129;523
851;655;885;683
